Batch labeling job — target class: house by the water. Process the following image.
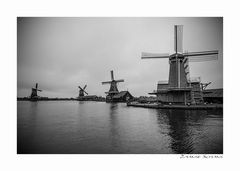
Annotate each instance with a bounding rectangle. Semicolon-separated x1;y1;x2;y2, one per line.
107;91;133;102
203;88;223;104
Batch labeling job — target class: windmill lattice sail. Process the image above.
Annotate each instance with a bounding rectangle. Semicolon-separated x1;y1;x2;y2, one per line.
184;50;218;62
141;52;170;59
174;25;183;53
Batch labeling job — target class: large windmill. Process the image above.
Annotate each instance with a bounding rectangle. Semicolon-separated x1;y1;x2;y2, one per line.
102;70;124;100
30;83;42;99
78;85;88;98
141;25;218;104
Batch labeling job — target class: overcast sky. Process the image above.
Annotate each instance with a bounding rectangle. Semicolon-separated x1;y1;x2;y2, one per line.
17;17;223;98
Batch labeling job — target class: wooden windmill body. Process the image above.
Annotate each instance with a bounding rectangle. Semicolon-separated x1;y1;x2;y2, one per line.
78;85;88;98
102;70;124;101
30;83;42;99
142;25;218;105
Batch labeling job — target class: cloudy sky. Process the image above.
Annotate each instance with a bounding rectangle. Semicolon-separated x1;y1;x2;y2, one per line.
17;17;223;98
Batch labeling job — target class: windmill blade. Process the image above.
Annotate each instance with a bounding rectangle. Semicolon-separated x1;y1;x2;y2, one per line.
84;91;88;95
115;79;124;83
37;89;42;92
111;70;114;80
201;82;211;90
102;81;112;84
83;85;87;90
184;50;218;62
78;86;83;90
36;83;38;89
174;25;183;53
188;55;218;62
184;50;218;57
141;52;170;59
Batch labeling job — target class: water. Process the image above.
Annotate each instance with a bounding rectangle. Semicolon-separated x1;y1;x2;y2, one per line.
17;101;223;154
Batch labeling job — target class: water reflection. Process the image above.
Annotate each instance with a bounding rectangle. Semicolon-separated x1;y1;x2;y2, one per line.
108;103;121;152
166;110;194;153
154;109;208;154
17;101;39;153
18;101;223;154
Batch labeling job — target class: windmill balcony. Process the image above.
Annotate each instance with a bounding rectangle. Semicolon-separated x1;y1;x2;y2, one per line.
150;87;192;94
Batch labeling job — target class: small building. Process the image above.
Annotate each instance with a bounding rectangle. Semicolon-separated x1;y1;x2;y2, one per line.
111;91;134;102
203;89;223;104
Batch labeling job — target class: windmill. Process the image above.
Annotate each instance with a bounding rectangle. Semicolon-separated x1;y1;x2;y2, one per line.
30;83;42;99
78;85;88;98
201;82;211;91
102;70;124;100
141;25;218;104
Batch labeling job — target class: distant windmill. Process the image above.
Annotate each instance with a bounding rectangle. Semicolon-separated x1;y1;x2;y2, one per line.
201;82;211;91
78;85;88;97
141;25;218;104
102;70;124;99
30;83;42;98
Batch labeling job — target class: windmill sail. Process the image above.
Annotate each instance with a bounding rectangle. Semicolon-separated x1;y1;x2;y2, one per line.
141;52;170;59
183;50;218;57
174;25;183;53
78;85;88;97
102;81;112;84
111;70;114;80
115;79;124;83
184;50;218;62
33;83;42;91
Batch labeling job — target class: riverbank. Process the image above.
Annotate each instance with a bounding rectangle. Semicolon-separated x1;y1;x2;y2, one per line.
127;102;223;110
17;97;105;102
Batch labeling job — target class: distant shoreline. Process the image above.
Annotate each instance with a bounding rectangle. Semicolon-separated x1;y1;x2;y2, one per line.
17;97;105;102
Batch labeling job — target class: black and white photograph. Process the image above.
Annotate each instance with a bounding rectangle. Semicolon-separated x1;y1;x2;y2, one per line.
17;17;223;154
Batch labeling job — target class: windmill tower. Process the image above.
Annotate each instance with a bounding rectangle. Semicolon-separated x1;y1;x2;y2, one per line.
102;70;124;101
78;85;88;98
30;83;42;99
141;25;218;104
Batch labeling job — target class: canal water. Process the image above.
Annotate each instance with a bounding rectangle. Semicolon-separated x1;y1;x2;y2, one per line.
17;101;223;154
